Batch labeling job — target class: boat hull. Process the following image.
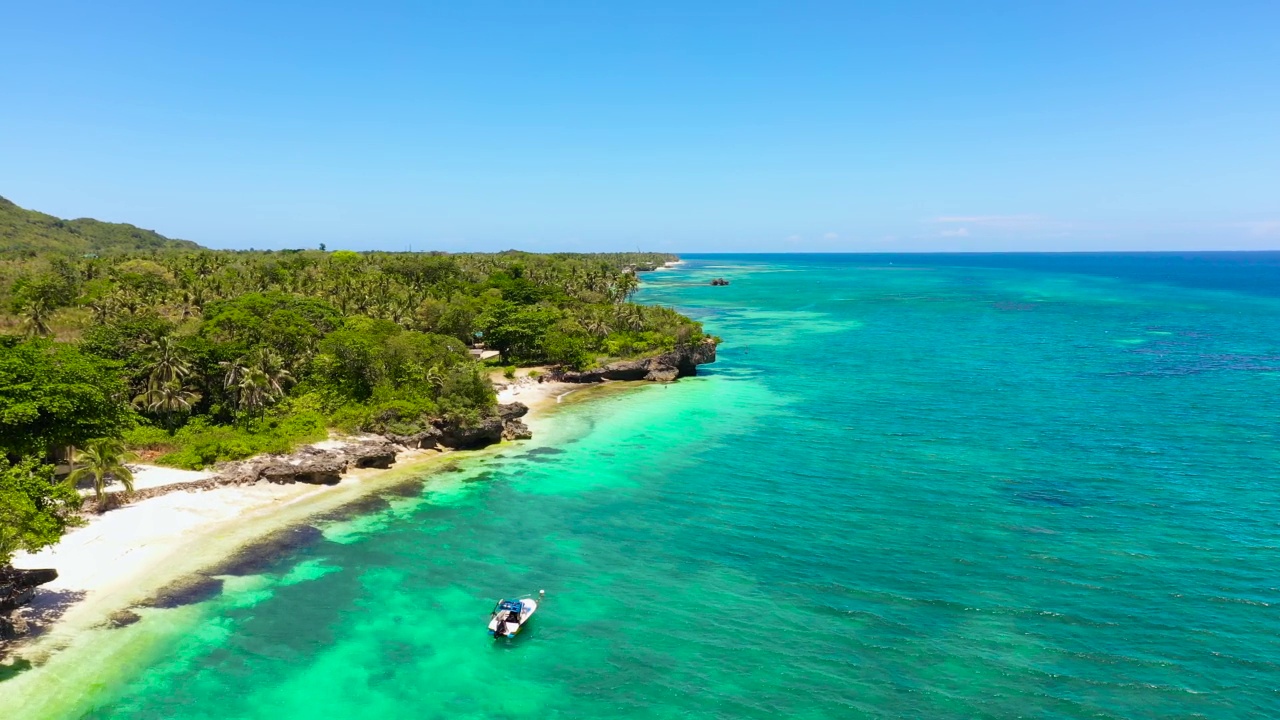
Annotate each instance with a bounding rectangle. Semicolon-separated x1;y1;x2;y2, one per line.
488;597;537;637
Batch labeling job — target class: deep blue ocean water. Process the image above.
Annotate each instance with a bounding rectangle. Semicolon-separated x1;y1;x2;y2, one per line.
6;253;1280;718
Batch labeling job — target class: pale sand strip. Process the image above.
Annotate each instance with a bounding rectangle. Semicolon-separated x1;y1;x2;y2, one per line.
5;380;579;663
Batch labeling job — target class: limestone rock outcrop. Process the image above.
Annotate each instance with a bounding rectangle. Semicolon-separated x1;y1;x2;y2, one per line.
433;416;505;449
502;420;532;441
556;338;717;383
259;453;347;485
348;441;398;469
495;402;533;441
496;402;529;420
386;427;444;450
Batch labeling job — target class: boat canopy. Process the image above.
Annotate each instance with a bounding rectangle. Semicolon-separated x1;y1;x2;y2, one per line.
498;600;523;612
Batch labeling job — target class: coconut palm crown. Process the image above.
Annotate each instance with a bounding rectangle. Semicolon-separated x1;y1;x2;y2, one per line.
66;438;136;511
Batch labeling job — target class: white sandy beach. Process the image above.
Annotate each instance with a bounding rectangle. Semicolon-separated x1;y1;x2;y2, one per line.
88;465;213;495
493;368;583;408
6;379;579;659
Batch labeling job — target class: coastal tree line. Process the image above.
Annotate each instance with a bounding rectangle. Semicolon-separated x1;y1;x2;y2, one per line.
0;245;704;565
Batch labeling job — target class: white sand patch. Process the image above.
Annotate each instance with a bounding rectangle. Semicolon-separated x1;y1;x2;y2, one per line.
17;483;309;608
70;464;213;498
495;375;579;413
309;434;383;451
127;464;214;492
4;386;581;657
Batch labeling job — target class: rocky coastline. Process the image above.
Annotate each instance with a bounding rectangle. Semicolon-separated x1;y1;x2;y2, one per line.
92;337;718;508
75;402;536;515
2;340;717;650
555;337;718;383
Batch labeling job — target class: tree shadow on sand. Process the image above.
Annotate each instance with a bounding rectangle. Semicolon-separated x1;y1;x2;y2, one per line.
12;589;89;641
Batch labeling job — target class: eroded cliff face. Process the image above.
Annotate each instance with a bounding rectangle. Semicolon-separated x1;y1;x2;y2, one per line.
555;338;718;383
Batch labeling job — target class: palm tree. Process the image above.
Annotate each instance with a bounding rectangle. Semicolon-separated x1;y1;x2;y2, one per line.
245;347;292;397
615;304;646;332
142;336;193;387
21;298;52;337
222;348;293;420
89;295;118;324
424;365;445;397
584;313;613;339
110;288;141;315
133;380;201;430
67;439;135;512
171;290;202;321
219;358;247;392
235;368;273;418
613;271;640;303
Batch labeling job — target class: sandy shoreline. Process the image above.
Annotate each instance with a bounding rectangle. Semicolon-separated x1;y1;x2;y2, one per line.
4;379;579;664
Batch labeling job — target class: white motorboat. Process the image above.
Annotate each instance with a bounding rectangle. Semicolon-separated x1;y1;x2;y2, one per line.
488;590;543;638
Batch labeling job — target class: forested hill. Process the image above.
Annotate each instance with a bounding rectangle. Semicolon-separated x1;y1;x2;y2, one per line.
0;196;202;257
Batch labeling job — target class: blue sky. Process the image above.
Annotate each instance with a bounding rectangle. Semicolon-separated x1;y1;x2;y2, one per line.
2;1;1279;252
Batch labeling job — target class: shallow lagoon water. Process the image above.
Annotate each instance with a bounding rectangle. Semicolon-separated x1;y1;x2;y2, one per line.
10;253;1280;718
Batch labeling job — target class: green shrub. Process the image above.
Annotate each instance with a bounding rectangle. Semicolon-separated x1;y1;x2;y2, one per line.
328;404;373;434
123;424;175;452
153;412;328;469
503;365;516;379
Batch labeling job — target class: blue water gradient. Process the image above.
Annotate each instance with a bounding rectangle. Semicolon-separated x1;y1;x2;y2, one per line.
14;253;1280;718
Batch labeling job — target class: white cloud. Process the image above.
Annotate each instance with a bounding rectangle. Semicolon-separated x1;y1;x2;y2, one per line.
939;227;970;237
1237;221;1280;237
823;232;839;240
932;214;1043;229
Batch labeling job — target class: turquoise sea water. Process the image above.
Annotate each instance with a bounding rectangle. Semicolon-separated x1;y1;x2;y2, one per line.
12;253;1280;718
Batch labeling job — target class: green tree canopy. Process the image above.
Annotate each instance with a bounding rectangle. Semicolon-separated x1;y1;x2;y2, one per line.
200;292;343;362
0;337;133;459
477;302;561;363
315;317;472;402
0;456;83;566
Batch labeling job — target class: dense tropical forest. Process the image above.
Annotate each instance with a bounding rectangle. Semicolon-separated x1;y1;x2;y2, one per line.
0;196;705;565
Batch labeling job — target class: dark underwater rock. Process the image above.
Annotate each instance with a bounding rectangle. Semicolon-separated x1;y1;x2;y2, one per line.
141;575;225;609
107;609;142;628
205;525;326;576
